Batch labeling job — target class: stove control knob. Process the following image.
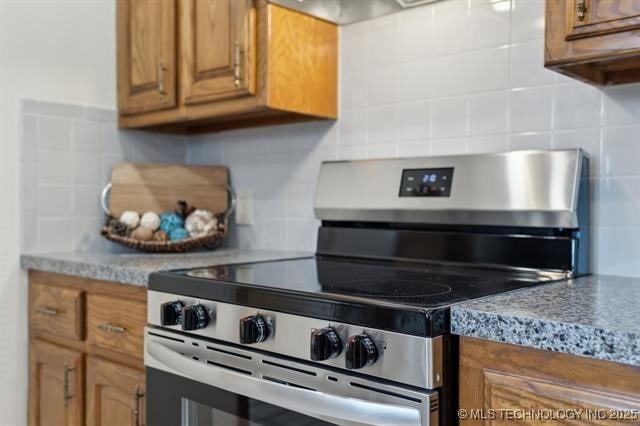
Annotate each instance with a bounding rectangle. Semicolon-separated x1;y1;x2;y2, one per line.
239;315;270;344
345;334;378;370
310;327;342;361
160;301;183;326
181;304;209;331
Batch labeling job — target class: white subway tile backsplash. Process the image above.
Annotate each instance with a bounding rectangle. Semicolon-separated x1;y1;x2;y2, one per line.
19;162;37;213
21;115;38;162
367;67;398;106
553;129;602;176
604;83;640;126
596;178;640;227
397;60;432;103
73;153;102;186
398;7;434;62
339;109;367;146
37;151;73;185
37;186;71;218
72;119;102;153
38;100;84;118
431;137;468;155
367;105;397;144
37;219;72;252
432;97;468;138
510;40;556;88
432;54;470;98
509;87;553;133
469;46;509;92
509;132;552;150
398;101;431;142
367;18;398;69
469;1;510;49
468;92;508;136
468;134;509;154
602;127;640;177
554;83;602;130
367;143;397;159
38;116;71;151
341;71;367;109
510;0;546;43
20;101;187;254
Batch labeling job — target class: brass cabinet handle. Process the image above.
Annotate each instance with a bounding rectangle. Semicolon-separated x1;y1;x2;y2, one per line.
234;41;242;87
97;323;127;334
133;385;145;426
577;0;586;21
63;362;75;406
157;62;166;95
35;307;58;316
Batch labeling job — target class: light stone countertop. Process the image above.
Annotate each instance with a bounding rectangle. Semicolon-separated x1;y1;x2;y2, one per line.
21;249;311;287
22;252;640;367
451;274;640;367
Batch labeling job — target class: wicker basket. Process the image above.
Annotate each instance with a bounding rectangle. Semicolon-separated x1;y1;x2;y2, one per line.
100;163;235;253
100;213;229;253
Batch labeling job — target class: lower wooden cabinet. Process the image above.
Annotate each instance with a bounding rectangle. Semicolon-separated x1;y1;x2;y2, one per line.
29;340;84;426
28;271;147;426
459;337;640;425
86;357;146;426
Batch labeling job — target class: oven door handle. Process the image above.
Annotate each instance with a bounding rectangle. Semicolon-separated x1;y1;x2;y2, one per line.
146;339;422;426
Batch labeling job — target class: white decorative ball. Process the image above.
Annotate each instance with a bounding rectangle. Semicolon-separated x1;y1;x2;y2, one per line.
185;210;218;238
140;211;161;231
119;211;140;230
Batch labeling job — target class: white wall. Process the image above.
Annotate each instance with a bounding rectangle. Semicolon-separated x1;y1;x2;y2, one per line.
189;0;640;278
1;2;116;424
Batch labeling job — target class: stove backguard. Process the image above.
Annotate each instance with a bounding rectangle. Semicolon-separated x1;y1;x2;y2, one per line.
315;150;589;277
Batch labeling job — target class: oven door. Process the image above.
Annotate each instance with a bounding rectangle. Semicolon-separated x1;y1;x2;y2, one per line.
145;328;439;426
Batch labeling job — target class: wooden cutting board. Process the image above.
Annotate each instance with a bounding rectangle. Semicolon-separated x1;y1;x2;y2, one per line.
108;163;229;218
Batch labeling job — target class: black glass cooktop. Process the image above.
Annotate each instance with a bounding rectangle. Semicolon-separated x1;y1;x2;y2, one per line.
151;256;560;336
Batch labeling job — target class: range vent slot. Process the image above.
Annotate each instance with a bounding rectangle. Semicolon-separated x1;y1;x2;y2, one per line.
349;382;423;404
262;360;317;376
148;332;185;343
430;398;439;412
207;346;252;360
206;360;252;376
262;376;316;391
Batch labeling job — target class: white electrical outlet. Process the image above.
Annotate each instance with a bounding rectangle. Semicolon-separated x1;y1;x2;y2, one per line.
235;190;254;225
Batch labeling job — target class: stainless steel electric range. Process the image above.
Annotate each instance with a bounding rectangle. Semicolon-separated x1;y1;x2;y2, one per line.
144;149;589;426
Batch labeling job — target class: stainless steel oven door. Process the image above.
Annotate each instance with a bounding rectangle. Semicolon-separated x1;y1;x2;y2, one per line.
145;328;439;426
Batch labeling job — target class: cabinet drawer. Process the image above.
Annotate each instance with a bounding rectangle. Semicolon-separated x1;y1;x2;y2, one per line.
30;283;84;341
87;294;146;359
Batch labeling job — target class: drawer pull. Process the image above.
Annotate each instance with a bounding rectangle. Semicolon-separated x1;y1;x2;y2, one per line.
576;0;586;21
234;40;242;87
35;307;58;316
97;323;127;334
63;362;75;406
133;385;145;426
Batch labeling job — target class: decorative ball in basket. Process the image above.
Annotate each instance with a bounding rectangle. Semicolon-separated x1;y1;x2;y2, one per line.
100;163;236;253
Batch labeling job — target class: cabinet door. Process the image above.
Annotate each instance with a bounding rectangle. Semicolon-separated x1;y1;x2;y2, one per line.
86;356;145;426
117;0;177;115
566;0;640;39
180;0;256;105
29;340;84;426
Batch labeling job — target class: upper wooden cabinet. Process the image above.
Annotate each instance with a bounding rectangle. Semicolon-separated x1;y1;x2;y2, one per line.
546;0;640;85
117;0;337;132
117;0;177;115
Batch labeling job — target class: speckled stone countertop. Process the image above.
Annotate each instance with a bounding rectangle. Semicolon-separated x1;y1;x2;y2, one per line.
21;250;311;287
451;275;640;367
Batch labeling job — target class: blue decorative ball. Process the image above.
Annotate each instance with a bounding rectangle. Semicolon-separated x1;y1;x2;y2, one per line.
160;212;184;234
169;227;189;241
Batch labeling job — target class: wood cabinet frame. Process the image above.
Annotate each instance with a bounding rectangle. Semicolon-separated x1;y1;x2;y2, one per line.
117;0;337;133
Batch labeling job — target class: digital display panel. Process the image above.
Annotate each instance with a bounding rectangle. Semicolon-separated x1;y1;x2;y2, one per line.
399;168;454;197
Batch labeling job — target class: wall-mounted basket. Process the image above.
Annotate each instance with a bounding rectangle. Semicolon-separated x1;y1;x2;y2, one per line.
100;163;235;253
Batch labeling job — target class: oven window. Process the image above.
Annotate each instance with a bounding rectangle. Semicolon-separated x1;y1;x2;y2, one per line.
181;397;330;426
148;367;335;426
